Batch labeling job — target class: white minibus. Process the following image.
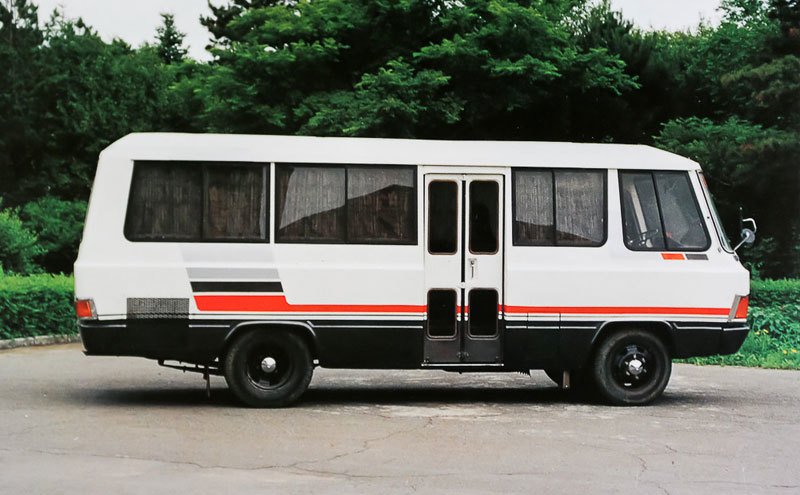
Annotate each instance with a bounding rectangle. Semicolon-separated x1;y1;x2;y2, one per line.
74;133;752;407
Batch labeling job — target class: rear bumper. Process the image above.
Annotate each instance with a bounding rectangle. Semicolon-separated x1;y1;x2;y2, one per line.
79;319;227;364
671;322;749;358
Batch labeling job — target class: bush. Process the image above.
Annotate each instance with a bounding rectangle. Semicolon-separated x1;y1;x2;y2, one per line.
0;274;75;340
20;197;87;274
750;278;800;307
684;280;800;369
0;204;42;275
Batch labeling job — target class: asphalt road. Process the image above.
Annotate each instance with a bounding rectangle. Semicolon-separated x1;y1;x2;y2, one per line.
0;344;798;495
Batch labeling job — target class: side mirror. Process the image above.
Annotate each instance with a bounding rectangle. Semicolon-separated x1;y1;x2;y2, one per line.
734;217;757;252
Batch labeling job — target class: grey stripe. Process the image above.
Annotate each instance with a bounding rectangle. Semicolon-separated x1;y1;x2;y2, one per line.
187;267;280;280
181;244;274;263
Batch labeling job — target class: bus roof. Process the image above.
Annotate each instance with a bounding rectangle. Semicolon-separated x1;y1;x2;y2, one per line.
102;133;700;171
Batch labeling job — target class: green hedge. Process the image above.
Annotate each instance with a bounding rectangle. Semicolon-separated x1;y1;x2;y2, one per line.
0;274;75;340
750;279;800;307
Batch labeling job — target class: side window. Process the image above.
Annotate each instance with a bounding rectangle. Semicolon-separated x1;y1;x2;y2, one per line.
276;166;346;243
654;172;709;250
125;163;202;241
276;164;417;244
125;161;269;242
347;167;416;244
620;172;665;250
554;171;605;246
619;171;710;251
513;170;553;245
204;165;268;241
513;169;606;247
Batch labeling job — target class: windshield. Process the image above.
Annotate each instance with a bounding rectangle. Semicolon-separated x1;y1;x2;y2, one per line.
697;172;733;252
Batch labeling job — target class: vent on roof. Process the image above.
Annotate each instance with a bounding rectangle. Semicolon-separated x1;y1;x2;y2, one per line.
127;298;189;319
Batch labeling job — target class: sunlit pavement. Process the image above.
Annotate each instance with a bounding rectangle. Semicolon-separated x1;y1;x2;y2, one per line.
1;344;798;494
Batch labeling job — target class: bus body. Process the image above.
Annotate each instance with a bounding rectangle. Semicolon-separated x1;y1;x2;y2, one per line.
74;133;750;406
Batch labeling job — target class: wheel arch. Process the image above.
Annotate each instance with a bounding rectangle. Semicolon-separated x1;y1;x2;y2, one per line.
221;321;318;361
591;320;675;357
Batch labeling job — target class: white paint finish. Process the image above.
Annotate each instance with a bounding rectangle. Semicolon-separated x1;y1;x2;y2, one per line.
272;244;424;306
101;133;700;171
75;134;749;330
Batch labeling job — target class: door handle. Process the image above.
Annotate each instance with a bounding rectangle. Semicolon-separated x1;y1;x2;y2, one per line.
469;258;477;278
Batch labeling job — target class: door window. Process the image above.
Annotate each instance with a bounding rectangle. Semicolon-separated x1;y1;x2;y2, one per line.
428;181;458;254
469;181;499;254
427;290;457;337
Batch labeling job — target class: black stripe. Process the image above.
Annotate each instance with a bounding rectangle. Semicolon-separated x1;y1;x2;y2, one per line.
686;253;708;260
190;281;283;293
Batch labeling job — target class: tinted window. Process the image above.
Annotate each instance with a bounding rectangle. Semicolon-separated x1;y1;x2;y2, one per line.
204;165;267;241
513;170;553;245
427;290;457;337
468;289;498;336
469;181;499;254
276;164;417;244
126;163;202;241
428;181;458;254
513;169;605;246
620;171;710;251
555;171;605;246
126;162;269;242
347;167;416;243
276;166;346;242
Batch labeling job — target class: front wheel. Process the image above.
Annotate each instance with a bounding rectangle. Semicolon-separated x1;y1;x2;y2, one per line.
223;330;313;408
592;329;671;406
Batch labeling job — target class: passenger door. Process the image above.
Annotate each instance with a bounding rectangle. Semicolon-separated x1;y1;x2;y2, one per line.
423;174;504;365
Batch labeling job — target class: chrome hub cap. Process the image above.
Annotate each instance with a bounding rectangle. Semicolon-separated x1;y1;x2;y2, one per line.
260;356;277;374
627;358;644;376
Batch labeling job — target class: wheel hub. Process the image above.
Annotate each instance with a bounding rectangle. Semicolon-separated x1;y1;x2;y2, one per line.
260;356;277;374
627;358;644;376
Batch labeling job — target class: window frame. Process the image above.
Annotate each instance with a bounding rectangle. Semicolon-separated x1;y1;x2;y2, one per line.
124;160;270;244
274;163;418;246
618;170;711;253
511;168;608;248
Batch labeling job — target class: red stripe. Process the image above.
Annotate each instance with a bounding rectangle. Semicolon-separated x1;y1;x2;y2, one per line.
503;305;729;316
194;295;728;317
194;295;425;313
661;253;686;260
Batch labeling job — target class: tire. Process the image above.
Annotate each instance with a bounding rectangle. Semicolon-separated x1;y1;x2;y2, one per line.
592;329;671;406
223;330;313;408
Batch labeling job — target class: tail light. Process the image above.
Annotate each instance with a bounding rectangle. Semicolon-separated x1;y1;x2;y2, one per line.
732;296;749;320
75;299;96;320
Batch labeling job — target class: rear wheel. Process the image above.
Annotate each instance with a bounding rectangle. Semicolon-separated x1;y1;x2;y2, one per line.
223;330;313;408
592;329;671;406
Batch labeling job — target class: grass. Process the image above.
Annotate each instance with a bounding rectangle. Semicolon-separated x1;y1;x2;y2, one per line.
681;303;800;370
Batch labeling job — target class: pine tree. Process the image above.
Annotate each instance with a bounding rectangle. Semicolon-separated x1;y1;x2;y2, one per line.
155;13;187;64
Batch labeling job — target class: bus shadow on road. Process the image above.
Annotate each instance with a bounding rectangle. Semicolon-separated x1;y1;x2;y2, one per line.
65;382;727;409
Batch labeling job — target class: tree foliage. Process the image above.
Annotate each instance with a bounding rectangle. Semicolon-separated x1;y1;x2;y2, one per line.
155;13;188;64
0;0;798;276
